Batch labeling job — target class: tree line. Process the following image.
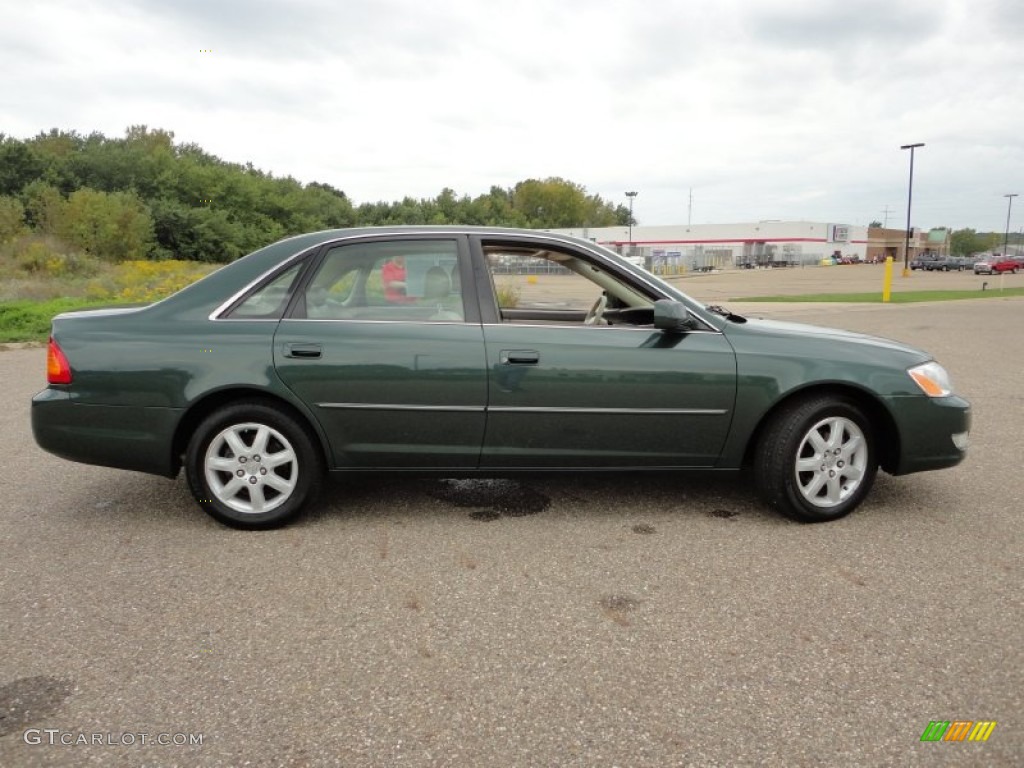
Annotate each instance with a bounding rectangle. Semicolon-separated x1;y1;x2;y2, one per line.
0;126;631;263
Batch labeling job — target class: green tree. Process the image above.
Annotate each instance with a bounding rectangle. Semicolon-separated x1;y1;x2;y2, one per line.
509;178;624;228
0;195;26;242
21;181;65;234
58;188;155;261
0;138;45;196
7;125;631;260
949;228;990;257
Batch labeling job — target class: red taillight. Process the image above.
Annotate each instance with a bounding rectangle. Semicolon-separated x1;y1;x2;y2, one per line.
47;337;72;385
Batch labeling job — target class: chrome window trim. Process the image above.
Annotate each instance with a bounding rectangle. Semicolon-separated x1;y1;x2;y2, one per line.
207;225;720;327
475;231;721;332
209;231;467;322
281;318;474;326
208;250;311;321
209;228;721;329
480;322;723;335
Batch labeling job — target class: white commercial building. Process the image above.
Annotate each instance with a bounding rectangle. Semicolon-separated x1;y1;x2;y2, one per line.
552;222;946;271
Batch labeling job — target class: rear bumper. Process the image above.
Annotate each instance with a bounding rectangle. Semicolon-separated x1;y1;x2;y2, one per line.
31;388;182;478
885;394;971;475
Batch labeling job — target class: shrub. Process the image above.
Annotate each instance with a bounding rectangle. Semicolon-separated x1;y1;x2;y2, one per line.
0;195;25;242
105;259;216;303
9;235;102;277
496;283;521;308
58;188;155;261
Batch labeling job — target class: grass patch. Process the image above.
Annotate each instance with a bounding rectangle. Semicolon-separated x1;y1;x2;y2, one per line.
737;288;1024;303
0;298;135;342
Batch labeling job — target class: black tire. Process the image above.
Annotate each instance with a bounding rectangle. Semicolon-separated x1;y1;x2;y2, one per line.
753;395;878;523
186;401;324;529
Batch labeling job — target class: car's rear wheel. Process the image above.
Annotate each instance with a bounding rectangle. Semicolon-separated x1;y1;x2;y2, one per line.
186;402;324;529
753;396;878;522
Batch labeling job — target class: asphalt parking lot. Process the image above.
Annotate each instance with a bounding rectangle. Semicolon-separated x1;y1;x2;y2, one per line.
1;288;1021;767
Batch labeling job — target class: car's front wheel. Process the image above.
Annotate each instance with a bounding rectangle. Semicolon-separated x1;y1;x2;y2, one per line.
186;401;324;529
753;396;878;522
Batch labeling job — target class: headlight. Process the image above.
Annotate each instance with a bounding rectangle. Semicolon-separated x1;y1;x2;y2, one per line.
908;361;954;397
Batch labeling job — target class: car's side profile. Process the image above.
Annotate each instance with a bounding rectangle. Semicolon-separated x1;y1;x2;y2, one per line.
32;227;971;529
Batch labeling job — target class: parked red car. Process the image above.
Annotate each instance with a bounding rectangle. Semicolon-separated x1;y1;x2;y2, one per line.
974;257;1022;275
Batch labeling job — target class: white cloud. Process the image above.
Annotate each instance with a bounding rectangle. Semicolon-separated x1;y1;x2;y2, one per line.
2;0;1022;230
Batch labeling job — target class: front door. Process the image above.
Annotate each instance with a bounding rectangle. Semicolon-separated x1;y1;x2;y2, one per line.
475;238;736;468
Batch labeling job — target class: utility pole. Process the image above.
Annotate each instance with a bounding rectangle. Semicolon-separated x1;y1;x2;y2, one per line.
688;188;693;226
625;191;638;252
881;206;894;228
900;143;925;277
1003;194;1017;257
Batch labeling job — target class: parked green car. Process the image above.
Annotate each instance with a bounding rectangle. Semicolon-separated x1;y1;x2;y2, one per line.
32;227;970;529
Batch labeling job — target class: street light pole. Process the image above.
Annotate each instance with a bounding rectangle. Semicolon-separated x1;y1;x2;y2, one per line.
900;143;924;277
1003;194;1017;257
625;191;638;254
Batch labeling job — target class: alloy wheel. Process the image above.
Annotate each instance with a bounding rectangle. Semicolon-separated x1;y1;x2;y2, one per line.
204;422;298;515
794;416;869;508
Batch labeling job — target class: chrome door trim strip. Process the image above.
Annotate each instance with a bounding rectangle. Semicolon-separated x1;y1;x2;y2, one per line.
316;403;726;415
317;403;486;412
488;406;728;415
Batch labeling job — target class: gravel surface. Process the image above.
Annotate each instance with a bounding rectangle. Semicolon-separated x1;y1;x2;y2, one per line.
1;296;1021;767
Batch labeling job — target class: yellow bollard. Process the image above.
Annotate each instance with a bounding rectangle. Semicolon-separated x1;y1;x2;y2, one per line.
882;256;894;302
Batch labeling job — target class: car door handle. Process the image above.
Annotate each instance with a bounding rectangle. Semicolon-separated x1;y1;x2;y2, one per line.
284;343;322;359
500;349;539;365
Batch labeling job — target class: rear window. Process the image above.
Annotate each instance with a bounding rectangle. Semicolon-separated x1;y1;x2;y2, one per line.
225;262;303;319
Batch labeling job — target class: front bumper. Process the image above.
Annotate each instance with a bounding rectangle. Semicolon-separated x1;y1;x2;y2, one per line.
885;393;971;475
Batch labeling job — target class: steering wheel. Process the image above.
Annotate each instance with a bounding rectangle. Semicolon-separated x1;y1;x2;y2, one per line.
584;294;607;326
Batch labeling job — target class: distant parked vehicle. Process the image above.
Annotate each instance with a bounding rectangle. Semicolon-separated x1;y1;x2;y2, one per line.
910;257;939;270
974;257;1021;275
925;256;971;272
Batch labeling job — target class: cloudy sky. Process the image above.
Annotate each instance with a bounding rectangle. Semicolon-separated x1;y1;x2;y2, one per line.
3;0;1022;231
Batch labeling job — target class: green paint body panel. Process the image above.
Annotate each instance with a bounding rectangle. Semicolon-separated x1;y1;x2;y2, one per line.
480;325;736;466
30;226;970;487
273;319;488;468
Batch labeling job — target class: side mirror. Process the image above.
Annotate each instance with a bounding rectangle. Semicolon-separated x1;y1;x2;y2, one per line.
653;299;696;333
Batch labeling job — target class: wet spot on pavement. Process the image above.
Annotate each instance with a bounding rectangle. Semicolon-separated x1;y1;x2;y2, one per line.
599;594;642;626
0;676;74;737
430;479;551;520
709;508;738;519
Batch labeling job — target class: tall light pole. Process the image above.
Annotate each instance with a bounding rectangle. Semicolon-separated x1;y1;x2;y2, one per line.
1003;193;1017;257
625;191;638;253
900;143;924;277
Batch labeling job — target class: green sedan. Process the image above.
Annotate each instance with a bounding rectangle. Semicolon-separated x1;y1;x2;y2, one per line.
31;227;970;529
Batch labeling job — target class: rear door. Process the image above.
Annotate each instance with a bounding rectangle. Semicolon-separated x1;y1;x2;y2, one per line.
273;235;488;469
